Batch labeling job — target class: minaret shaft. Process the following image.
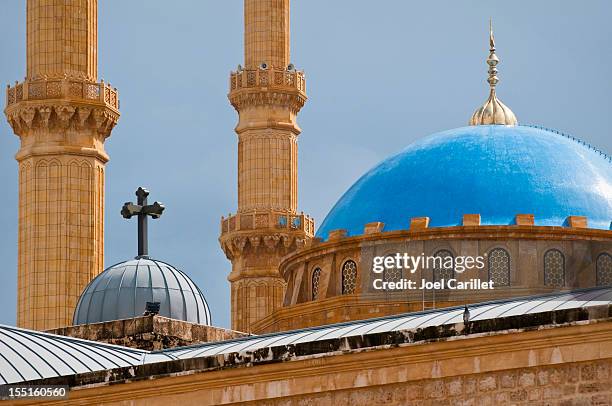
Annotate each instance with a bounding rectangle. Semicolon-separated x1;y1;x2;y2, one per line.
26;0;98;81
5;0;119;331
221;0;313;333
244;0;290;69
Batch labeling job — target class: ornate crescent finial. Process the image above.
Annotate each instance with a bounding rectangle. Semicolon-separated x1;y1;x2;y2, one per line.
469;19;517;126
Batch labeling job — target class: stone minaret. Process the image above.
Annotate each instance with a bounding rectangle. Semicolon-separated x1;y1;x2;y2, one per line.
4;0;120;330
220;0;314;332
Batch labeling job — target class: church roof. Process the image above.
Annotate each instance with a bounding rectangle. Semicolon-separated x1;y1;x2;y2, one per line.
2;286;611;385
0;326;146;384
73;257;211;326
317;125;612;240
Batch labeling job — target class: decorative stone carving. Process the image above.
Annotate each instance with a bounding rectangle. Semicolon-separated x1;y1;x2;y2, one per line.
220;231;311;261
249;236;261;248
69;82;84;98
5;78;120;138
46;81;61;97
229;90;306;114
55;106;76;128
234;237;248;252
20;107;36;127
38;106;52;127
255;214;269;228
6;104;119;137
263;235;280;250
76;107;92;129
228;68;307;114
28;83;44;98
85;83;100;99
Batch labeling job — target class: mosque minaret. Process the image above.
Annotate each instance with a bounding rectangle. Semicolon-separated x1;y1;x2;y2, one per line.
219;0;314;332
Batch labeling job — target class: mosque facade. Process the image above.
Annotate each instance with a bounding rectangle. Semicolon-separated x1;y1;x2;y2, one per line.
2;1;612;405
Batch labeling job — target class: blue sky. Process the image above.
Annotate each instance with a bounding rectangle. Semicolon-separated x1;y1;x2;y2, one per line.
1;0;612;328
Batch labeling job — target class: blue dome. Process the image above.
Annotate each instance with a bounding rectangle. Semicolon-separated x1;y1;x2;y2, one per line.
73;258;211;325
317;125;612;240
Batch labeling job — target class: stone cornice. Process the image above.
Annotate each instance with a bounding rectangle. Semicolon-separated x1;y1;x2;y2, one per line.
15;144;111;163
237;129;299;142
220;231;311;264
229;88;306;114
282;225;612;275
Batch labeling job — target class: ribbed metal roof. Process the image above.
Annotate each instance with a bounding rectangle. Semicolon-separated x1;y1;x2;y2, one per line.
1;287;611;384
73;257;211;326
146;286;612;363
0;325;146;384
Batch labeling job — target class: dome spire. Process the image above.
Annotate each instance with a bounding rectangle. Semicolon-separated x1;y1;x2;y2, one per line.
469;20;517;126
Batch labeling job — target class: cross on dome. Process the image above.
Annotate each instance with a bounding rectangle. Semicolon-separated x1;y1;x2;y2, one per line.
121;187;165;259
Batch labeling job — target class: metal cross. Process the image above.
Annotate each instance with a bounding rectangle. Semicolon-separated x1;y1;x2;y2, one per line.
121;187;165;258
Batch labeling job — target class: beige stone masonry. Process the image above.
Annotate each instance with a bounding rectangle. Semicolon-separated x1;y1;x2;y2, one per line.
328;229;348;241
4;0;119;331
462;214;481;226
221;0;313;333
566;215;588;228
364;221;385;234
410;216;430;230
515;213;535;225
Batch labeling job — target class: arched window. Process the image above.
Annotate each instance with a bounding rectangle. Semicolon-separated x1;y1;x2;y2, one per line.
433;249;454;288
341;260;357;294
596;253;612;286
488;248;510;286
383;255;402;285
312;268;321;300
544;249;565;288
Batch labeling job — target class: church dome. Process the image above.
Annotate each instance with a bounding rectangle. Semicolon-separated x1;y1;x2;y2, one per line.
73;257;211;325
317;125;612;240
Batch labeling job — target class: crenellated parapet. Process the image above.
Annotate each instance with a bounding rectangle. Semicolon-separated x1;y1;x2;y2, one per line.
304;214;604;254
252;213;612;333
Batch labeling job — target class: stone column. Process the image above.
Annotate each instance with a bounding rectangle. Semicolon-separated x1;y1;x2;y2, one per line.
4;0;120;330
220;0;313;333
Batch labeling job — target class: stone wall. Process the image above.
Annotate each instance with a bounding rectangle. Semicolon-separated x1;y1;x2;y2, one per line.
47;315;246;350
240;360;612;405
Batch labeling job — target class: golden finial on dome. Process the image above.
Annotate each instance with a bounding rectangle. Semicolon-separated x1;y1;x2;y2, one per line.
469;19;517;126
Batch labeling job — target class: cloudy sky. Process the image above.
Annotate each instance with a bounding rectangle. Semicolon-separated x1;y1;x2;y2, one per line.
1;0;611;328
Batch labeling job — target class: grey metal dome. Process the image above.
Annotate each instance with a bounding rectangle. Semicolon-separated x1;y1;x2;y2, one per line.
73;257;211;325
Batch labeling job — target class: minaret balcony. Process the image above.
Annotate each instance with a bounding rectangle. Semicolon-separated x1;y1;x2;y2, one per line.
4;78;120;144
228;67;307;116
221;210;315;237
6;78;119;112
229;67;306;94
